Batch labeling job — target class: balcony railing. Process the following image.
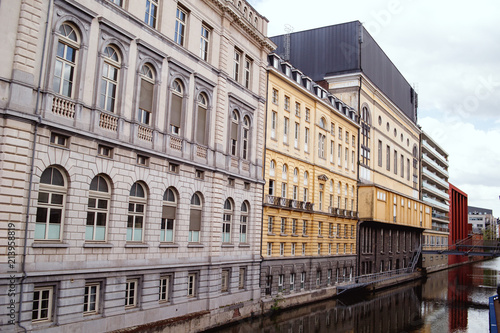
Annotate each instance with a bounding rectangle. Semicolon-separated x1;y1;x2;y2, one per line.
52;95;76;119
265;195;314;211
422;195;449;211
422;180;449;201
422;167;449;189
422;154;449;179
422;140;449;169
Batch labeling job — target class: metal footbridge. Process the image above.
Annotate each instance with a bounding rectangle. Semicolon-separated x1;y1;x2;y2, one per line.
422;236;500;257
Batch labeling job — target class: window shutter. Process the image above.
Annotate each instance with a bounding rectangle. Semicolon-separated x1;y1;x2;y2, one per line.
190;209;201;231
162;205;176;220
231;121;238;140
196;107;207;144
170;94;182;128
139;79;154;112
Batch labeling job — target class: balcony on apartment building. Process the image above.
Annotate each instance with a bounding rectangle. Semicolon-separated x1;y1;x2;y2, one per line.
422;193;449;211
422;166;449;190
422;180;449;201
432;209;449;224
265;195;314;211
422;153;449;179
422;140;449;168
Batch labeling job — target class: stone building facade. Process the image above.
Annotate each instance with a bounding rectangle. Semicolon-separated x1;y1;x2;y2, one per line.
260;53;359;301
0;0;274;331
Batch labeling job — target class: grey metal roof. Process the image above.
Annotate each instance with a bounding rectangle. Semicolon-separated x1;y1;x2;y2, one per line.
468;206;493;215
270;21;418;124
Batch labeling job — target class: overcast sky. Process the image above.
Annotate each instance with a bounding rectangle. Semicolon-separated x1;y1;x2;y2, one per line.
250;0;500;218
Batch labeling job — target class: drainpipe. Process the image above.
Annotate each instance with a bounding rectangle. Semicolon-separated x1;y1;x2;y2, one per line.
18;0;52;331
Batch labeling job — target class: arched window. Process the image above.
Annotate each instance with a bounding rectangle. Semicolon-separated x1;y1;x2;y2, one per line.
53;23;79;97
240;201;249;243
230;110;239;156
242;116;250;160
137;63;155;126
86;175;111;241
100;45;120;112
282;164;288;180
189;193;202;242
195;93;208;145
269;160;276;177
222;199;233;243
293;168;298;183
319;117;326;129
170;79;184;135
161;187;177;242
329;180;334;193
360;107;371;166
127;182;147;242
35;167;66;240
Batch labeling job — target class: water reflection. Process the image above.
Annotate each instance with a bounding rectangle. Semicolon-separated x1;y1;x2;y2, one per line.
207;258;500;333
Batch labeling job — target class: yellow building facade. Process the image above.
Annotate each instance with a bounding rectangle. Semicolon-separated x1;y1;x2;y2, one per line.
261;54;359;296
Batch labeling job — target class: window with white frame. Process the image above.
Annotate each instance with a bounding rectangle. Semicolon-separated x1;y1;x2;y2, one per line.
300;272;306;289
222;199;233;243
239;267;246;289
294;122;299;148
137;64;155;126
278;274;284;292
84;283;100;315
295;102;301;116
187;273;197;297
268;179;275;196
161;187;177;242
86;175;110;242
304;127;309;152
280;217;286;234
291;242;296;256
189;193;202;242
302;243;306;255
125;279;138;308
292;219;297;234
316;271;321;286
290;273;295;291
302;220;307;236
283;117;289;143
271;111;277;139
157;275;171;302
330;140;334;163
174;6;187;46
345;147;349;168
230;110;239;156
293;185;298;200
318;133;325;158
35;167;66;241
200;24;210;61
293;168;298;182
32;287;53;322
144;0;158;28
267;216;273;233
233;49;241;81
127;183;147;242
244;57;252;89
242;116;250;160
284;96;290;111
53;23;79;98
100;45;120;112
240;201;248;243
305;108;310;122
170;79;184;135
272;88;278;105
280;242;284;256
267;242;272;256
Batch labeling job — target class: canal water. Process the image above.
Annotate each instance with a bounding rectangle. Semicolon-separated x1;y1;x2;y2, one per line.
208;258;500;333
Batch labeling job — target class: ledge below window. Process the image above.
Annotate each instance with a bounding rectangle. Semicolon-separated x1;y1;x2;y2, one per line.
187;243;204;248
221;244;234;248
159;243;179;248
83;243;113;248
32;242;69;248
125;243;149;248
238;243;250;248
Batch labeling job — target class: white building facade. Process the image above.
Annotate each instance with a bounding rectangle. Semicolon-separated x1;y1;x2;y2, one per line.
0;0;274;331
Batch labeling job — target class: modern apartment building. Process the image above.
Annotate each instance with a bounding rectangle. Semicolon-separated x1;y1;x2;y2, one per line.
271;21;432;276
468;206;494;234
420;131;450;270
261;53;359;299
0;0;274;331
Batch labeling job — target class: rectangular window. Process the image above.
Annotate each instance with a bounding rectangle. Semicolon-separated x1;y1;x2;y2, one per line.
330;141;334;163
125;279;138;308
84;283;99;314
97;144;112;158
278;274;284;292
221;269;230;292
345;131;349;144
272;88;278;105
352;151;355;171
284;96;290;111
318;134;325;158
144;0;158;28
50;132;69;148
317;243;321;255
302;243;306;255
330;122;335;136
268;216;273;233
233;49;241;82
327;269;332;285
338;144;342;166
174;7;187;46
338;127;342;140
386;145;391;171
187;273;197;297
271;111;277;139
281;183;287;198
303;188;308;202
394;150;398;175
300;272;306;289
378;140;382;167
280;242;284;256
280;217;286;234
239;267;246;289
352;135;355;147
316;271;321;286
292;219;297;234
302;220;307;236
401;154;404;178
295;102;301;116
294;122;299;148
32;287;53;322
407;158;410;181
290;273;295;291
293;185;298;200
137;154;149;166
291;242;296;256
345;147;348;168
267;242;272;256
305;108;310;122
318;221;322;236
244;57;252;89
200;25;210;61
283;117;289;143
159;276;170;302
304;127;309;152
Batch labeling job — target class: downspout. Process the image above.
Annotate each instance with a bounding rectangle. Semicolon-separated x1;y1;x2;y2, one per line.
18;0;52;331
